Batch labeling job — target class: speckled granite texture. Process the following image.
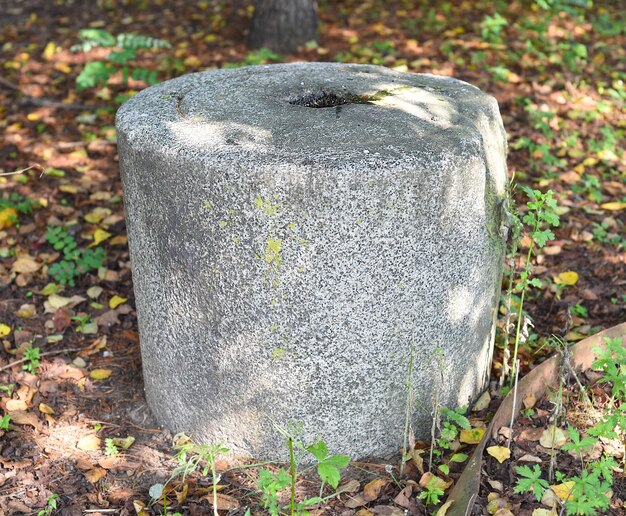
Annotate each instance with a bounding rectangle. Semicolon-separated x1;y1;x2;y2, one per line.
116;62;509;460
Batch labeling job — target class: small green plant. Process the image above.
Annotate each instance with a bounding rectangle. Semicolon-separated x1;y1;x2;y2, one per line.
0;384;15;396
37;494;59;516
0;414;10;431
104;438;119;457
223;47;283;68
418;476;445;506
72;314;93;333
592;337;626;399
514;464;549;502
72;29;171;92
22;347;42;374
45;226;106;286
0;193;40;217
480;13;508;43
167;435;228;516
258;423;350;515
508;187;560;385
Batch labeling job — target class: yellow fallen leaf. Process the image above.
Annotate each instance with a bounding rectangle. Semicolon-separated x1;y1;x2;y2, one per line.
110;235;128;246
90;369;112;381
553;271;578;286
109;295;127;309
419;472;452;491
0;323;10;337
12;256;41;274
112;436;135;450
486;446;511;464
87;286;103;299
42;41;57;60
59;184;79;194
54;62;72;74
363;478;389;501
46;294;73;311
550;481;575;501
84;207;112;224
84;467;107;483
460;428;485;444
600;202;626;211
0;207;18;229
77;434;101;451
39;403;55;415
90;228;112;246
6;399;29;411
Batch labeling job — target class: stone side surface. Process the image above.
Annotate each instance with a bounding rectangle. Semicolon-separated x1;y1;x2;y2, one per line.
116;63;508;459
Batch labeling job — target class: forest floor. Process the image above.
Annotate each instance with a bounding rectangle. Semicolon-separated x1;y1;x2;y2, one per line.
0;1;624;515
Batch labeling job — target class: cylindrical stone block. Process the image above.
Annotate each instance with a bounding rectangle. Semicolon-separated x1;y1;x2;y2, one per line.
116;63;508;459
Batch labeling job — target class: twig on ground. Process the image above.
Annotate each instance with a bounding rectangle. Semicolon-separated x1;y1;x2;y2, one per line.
0;164;44;177
0;348;82;373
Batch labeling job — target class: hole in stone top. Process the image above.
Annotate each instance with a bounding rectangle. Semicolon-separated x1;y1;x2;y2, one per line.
289;91;370;108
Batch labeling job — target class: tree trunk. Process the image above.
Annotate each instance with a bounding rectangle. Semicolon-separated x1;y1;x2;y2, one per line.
249;0;317;53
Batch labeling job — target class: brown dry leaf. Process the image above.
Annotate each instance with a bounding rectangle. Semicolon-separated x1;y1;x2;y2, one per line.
372;506;404;516
523;392;537;409
98;456;118;469
38;403;55;414
5;399;29;411
203;493;240;510
133;500;149;515
9;410;39;427
77;434;101;451
85;467;107;483
338;479;360;493
393;485;413;508
363;477;390;501
89;368;113;381
12;256;41;274
486;446;511;464
345;494;368;509
518;454;542;463
356;510;374;516
175;482;189;504
519;427;544;441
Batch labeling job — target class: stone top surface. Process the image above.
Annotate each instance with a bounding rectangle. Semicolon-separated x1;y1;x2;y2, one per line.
116;62;504;167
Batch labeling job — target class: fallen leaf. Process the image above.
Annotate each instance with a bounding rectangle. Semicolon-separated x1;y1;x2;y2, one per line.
87;286;103;299
487;446;511;463
109;295;127;309
345;494;368;509
8;410;39;427
372;506;404;516
600;202;626;211
519;427;544;441
6;399;29;411
110;235;128;246
550;481;575;501
393;485;413;508
205;493;240;510
436;500;453;516
90;228;112;246
523;392;537;409
553;271;578;286
90;369;112;381
0;324;10;337
363;477;389;501
532;509;558;516
356;510;374;516
540;426;567;449
77;434;101;451
0;207;18;229
39;403;55;415
15;304;36;318
460;428;485;444
84;207;112;224
518;454;543;463
112;436;135;449
338;479;360;493
419;472;452;491
84;467;107;483
12;256;40;274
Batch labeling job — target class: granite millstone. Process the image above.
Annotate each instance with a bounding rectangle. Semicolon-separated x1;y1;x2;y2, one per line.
116;62;508;460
